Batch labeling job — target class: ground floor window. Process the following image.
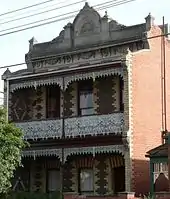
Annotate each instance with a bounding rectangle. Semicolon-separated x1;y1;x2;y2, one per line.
47;169;60;192
78;169;94;194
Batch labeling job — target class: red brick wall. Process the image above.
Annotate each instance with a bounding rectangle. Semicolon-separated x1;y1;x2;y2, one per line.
131;25;170;195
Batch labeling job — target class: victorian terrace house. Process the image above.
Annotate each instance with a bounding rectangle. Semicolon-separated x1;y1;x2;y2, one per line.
2;3;170;198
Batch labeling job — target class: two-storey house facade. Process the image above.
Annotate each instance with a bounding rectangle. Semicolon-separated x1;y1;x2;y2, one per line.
2;3;170;198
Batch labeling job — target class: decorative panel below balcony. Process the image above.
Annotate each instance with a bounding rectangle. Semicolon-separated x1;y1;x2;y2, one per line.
65;112;124;137
16;119;62;140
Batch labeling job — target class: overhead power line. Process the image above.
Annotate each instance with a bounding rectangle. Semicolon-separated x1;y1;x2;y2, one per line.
0;0;114;33
0;0;71;22
0;0;85;26
0;0;138;36
0;32;169;71
0;0;57;17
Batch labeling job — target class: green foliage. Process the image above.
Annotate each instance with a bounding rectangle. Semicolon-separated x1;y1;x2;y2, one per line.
0;107;25;194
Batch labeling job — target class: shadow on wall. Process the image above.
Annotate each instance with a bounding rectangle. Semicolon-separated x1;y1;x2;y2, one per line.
133;159;169;197
133;159;150;196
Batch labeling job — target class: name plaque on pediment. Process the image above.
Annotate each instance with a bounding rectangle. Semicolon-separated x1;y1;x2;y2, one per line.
33;46;128;71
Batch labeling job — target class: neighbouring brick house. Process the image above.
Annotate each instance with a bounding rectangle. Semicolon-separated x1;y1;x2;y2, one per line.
2;2;170;199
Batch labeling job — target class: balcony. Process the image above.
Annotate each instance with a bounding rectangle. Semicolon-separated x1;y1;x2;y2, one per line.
65;113;124;137
15;112;124;140
16;119;62;140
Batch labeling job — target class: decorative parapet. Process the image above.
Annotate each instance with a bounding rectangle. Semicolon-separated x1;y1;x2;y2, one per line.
22;145;124;161
65;112;124;137
16;119;62;140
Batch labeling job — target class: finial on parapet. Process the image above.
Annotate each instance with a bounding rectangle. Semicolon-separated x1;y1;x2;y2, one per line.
2;68;11;80
101;10;109;22
83;1;90;9
145;12;155;31
104;11;108;18
29;36;38;51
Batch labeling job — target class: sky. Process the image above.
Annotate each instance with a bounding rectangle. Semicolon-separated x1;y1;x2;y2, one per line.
0;0;170;104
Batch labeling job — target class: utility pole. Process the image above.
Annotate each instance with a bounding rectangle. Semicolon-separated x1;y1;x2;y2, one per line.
60;76;65;199
161;16;168;143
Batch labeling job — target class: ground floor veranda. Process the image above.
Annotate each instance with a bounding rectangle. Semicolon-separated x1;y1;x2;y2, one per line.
12;152;125;195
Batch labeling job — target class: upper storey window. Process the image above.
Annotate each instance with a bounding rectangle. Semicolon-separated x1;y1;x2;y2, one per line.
46;85;60;118
78;79;94;116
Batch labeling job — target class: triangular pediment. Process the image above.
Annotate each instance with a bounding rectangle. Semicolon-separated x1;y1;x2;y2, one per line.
73;2;101;36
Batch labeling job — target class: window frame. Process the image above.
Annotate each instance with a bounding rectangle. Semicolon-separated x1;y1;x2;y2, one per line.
46;86;60;119
78;168;94;194
46;168;61;193
78;80;94;116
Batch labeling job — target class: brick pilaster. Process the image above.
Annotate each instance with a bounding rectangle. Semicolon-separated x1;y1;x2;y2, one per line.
122;49;133;192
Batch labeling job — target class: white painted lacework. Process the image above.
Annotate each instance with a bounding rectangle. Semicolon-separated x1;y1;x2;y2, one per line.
16;113;124;140
22;145;124;161
16;119;62;140
65;113;124;137
153;162;169;183
22;149;62;160
10;67;123;92
64;67;123;89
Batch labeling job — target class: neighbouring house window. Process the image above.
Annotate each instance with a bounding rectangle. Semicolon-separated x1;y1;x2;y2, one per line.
78;169;94;194
46;86;60;118
47;170;60;192
78;80;94;116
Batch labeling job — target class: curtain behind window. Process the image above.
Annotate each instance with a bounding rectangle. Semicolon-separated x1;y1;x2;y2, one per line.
48;170;60;192
80;169;94;192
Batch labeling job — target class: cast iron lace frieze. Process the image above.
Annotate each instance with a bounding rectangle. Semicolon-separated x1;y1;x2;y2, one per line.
64;145;124;162
10;67;123;92
64;67;123;90
22;148;62;160
22;145;124;161
10;77;63;92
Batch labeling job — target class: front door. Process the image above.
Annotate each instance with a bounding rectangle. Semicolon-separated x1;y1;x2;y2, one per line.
112;166;125;193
